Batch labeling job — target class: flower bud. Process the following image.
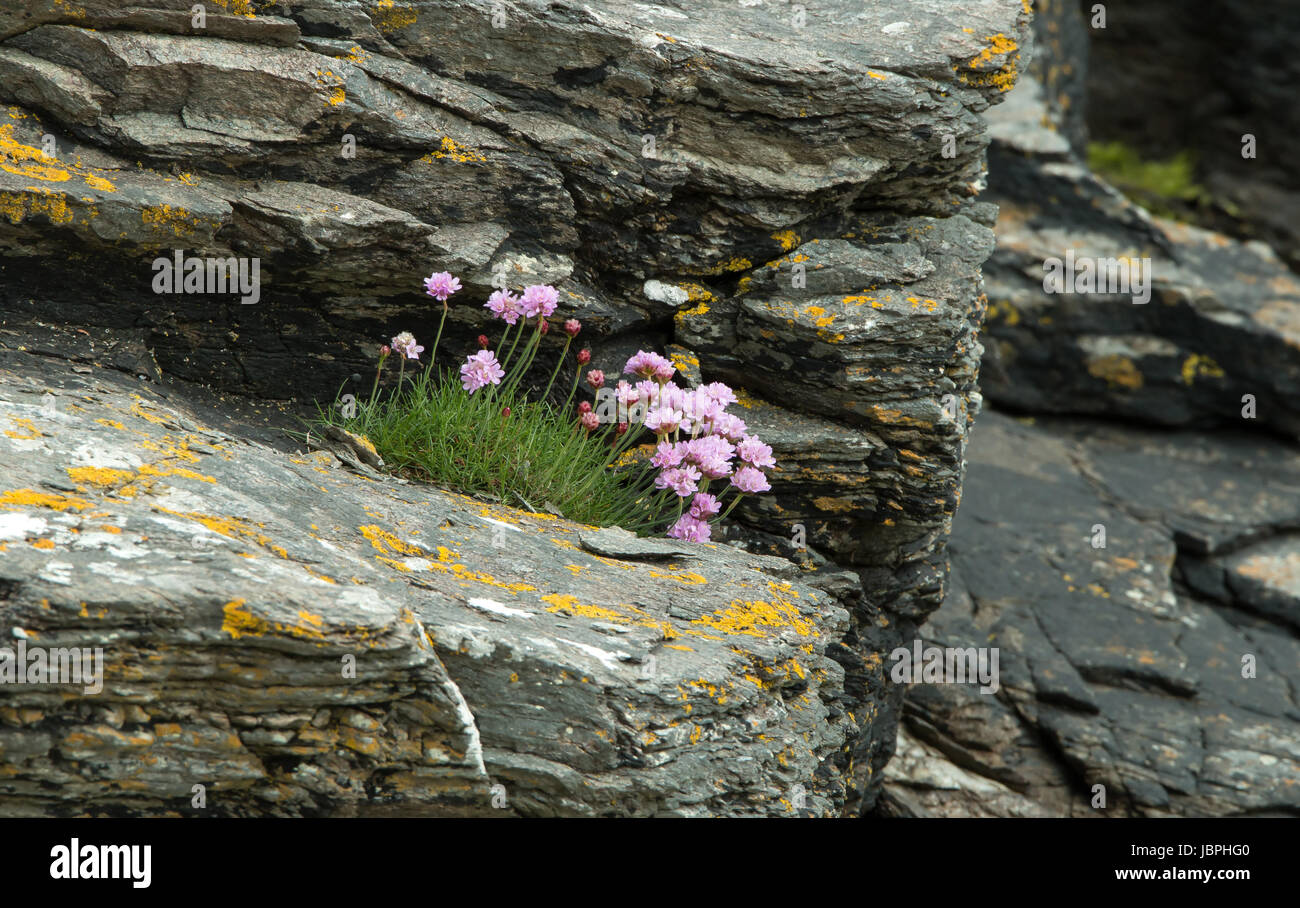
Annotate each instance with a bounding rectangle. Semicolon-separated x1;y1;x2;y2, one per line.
379;345;391;358
581;411;600;433
564;319;581;338
502;407;511;418
577;348;591;365
478;334;490;349
578;401;592;416
539;319;550;335
586;369;605;389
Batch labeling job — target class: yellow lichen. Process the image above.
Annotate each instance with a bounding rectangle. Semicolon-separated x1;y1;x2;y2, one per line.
419;136;486;164
1180;354;1225;385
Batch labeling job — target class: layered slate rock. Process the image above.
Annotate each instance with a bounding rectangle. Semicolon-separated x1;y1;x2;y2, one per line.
882;410;1300;817
0;349;857;817
0;0;1034;812
979;5;1300;438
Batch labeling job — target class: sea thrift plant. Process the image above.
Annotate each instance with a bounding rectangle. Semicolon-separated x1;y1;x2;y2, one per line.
312;270;776;539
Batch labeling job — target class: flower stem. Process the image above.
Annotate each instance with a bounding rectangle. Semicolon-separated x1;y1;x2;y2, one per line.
542;337;573;400
429;301;449;370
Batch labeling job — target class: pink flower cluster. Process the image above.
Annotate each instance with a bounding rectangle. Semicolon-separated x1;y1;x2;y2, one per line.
460;349;505;393
484;284;559;325
618;353;776;542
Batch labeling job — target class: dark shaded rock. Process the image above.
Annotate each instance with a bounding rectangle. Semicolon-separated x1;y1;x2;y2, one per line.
883;410;1300;817
979;16;1300;437
1083;0;1300;272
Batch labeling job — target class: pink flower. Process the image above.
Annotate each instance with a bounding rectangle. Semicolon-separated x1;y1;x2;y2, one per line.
651;361;675;383
644;405;684;435
667;514;711;542
736;434;776;470
684;435;735;479
689;493;721;519
712;412;748;443
700;382;737;408
424;271;461;302
616;381;641;410
577;349;591;365
634;379;661;405
678;390;722;434
485;290;520;325
624;350;675;382
519;284;559;318
564;319;581;337
730;465;771;494
578;401;592;416
651;440;685;469
580;411;600;433
586;370;605;389
391;331;424;360
460;350;505;394
655;465;701;498
379;344;391;358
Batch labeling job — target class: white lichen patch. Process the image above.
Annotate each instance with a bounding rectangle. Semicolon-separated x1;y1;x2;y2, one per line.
467;597;533;619
0;512;48;541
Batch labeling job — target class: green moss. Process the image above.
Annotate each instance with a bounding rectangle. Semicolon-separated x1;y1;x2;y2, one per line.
1086;141;1223;222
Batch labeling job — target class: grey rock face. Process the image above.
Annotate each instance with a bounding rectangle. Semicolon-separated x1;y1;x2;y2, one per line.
0;0;1034;813
0;349;860;817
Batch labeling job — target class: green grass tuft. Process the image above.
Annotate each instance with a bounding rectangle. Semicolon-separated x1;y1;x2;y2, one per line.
310;361;680;533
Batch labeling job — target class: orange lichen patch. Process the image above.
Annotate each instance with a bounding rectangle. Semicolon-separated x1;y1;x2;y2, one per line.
1087;354;1144;390
364;526;539;591
541;593;628;623
419;136;486;164
94;418;126;430
771;230;801;251
66;466;136;488
221;599;332;642
645;568;707;585
371;0;417;31
957;33;1020;92
0;489;93;511
1180;354;1225;385
0;124;117;196
359;524;423;556
4;417;43;439
0;187;76;226
691;590;816;639
706;257;751;275
674;300;710;328
678;283;715;304
136;462;216;483
140;204;210;239
30;538;55;550
313;69;347;106
210;0;256;15
154;507;294;559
